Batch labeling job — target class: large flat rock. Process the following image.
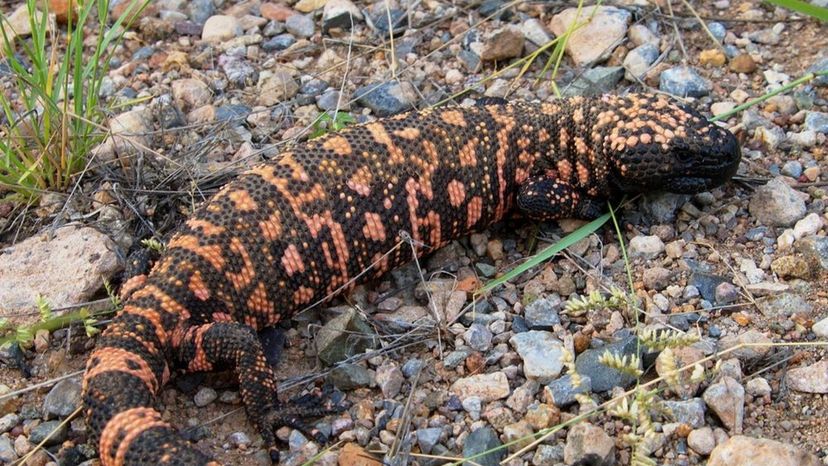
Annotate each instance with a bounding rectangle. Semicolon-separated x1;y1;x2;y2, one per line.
0;226;121;326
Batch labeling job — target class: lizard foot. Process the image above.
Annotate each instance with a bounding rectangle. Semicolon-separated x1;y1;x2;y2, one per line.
263;389;349;462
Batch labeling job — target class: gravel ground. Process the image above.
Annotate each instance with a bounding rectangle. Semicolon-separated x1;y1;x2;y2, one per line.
1;0;828;465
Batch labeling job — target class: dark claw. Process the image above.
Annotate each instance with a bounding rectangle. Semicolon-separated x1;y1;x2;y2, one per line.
264;392;349;446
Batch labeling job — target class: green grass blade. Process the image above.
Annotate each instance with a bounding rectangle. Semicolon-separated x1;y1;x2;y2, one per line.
764;0;828;21
479;211;611;295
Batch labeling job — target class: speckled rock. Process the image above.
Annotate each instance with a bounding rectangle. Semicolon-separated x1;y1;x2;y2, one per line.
549;5;631;66
708;436;820;466
354;81;418;117
478;25;525;61
786;360;828;394
0;226;120;326
509;331;564;384
564;423;615;466
703;376;744;433
659;66;712;97
256;68;299;106
748;177;806;227
450;372;510;402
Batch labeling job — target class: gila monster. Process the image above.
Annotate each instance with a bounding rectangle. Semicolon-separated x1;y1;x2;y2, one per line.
81;93;741;465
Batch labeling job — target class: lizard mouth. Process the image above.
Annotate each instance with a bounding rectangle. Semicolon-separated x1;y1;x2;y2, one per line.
667;176;718;193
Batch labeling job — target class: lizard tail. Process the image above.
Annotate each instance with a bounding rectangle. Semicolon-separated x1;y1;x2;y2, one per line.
82;303;216;466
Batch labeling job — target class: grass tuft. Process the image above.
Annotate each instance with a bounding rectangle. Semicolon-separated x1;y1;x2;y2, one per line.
0;0;148;202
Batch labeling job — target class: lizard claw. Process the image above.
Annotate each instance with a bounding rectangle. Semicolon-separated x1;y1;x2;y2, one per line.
265;390;349;441
263;391;349;462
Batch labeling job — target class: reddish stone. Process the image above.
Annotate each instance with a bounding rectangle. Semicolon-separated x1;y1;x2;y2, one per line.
260;2;297;21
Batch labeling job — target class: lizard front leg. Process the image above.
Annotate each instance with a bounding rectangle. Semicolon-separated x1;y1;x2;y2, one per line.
516;175;605;220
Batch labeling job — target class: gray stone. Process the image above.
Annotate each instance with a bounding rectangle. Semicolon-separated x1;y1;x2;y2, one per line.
520;18;552;46
368;8;407;36
798;236;828;271
640;193;690;223
707;22;726;42
285;14;315;38
327;364;374;390
0;414;19;434
629;235;665;259
660;66;711;97
562;66;625;97
316;89;348;111
688;427;716;455
624;42;659;81
464;323;493;352
417;427;442;454
575;335;639;392
714;282;740;305
29;420;67;446
43;379;82;419
262;33;296;52
664;398;706;428
288;430;308;452
355;81;418;117
228;431;252;448
462;396;482;420
757;293;812;318
194;387;217;407
322;0;363;31
781;160;803;178
545;374;592;408
532;444;564;465
749;178;806;227
509;331;564;383
215;104;252;123
219;56;257;87
315;307;378;365
523;296;562;330
718;330;772;362
804;111;828;134
690;272;728;303
746;377;772;397
807;56;828;86
443;348;472;369
463;427;504;466
188;0;214;24
0;436;16;463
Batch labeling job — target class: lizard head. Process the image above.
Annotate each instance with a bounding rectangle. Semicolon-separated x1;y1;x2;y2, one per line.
603;93;741;194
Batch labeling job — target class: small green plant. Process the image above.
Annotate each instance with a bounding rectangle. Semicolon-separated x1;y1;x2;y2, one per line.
0;0;148;202
309;111;356;139
562;286;632;317
140;237;165;254
765;0;828;21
